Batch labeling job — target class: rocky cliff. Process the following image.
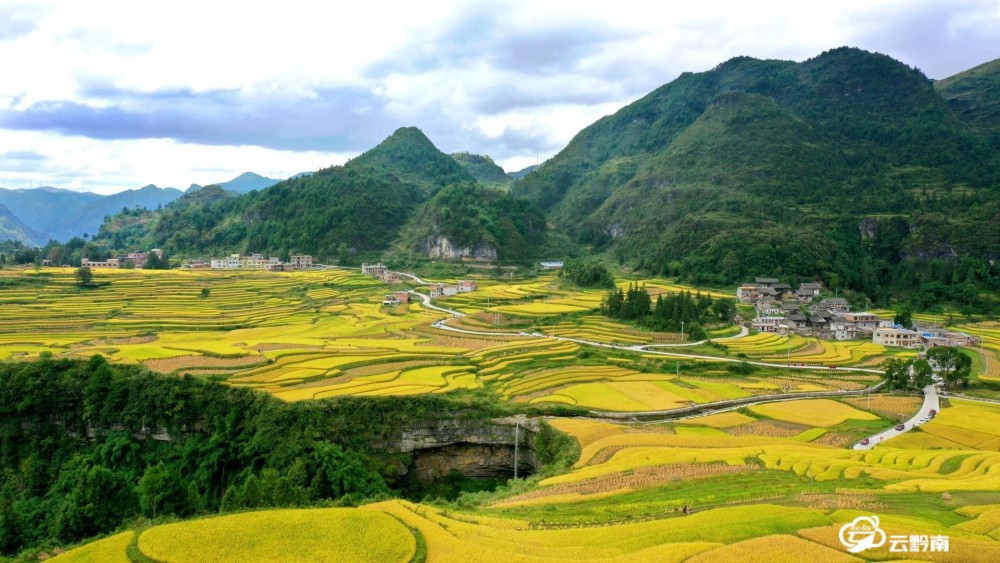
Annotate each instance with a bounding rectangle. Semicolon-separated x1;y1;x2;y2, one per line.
424;234;499;261
389;416;539;482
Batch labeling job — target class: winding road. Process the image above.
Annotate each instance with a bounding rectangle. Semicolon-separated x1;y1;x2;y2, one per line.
406;283;887;432
852;385;940;450
410;290;881;375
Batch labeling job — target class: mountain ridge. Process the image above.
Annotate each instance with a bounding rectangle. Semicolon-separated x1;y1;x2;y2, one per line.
512;47;999;294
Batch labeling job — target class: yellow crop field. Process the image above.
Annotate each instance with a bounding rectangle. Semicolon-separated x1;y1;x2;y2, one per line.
675;411;757;428
367;500;835;562
684;534;861;563
494;302;590;316
532;380;689;411
49;532;133;563
137;508;414;562
910;399;1000;450
749;399;879;427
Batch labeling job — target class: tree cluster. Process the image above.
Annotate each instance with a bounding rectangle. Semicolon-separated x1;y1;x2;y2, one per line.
601;285;734;339
881;346;972;391
0;356;444;554
561;258;615;289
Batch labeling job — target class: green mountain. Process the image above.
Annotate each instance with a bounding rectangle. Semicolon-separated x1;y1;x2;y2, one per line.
406;182;547;261
513;48;1000;300
142;168;416;257
450;152;510;186
347;127;474;195
94;127;561;263
0;204;45;246
936;57;1000;149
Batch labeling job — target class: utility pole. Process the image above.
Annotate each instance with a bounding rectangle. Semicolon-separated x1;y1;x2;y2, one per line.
681;321;685;342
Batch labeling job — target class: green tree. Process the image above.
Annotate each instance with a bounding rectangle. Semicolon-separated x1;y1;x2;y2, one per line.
926;347;972;389
75;266;93;287
911;359;934;389
882;357;912;391
54;465;136;541
138;463;188;518
894;307;913;328
337;242;350;266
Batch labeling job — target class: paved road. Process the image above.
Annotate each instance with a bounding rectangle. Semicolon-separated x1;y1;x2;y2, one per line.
398;272;430;285
426;310;881;375
852;384;940;450
408;290;465;317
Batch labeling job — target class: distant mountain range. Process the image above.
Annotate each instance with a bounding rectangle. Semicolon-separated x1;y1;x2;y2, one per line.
0;172;286;244
187;171;285;194
0;204;47;246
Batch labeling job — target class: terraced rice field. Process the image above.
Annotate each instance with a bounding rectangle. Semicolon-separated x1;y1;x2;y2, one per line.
0;267;891;410
56;508;414;562
720;332;891;366
27;263;1000;561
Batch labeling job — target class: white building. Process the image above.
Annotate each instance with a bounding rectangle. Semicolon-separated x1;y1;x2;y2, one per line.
873;327;921;348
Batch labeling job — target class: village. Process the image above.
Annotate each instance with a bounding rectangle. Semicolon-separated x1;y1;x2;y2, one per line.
738;277;981;350
76;250;316;272
78;249;166;269
360;262;476;305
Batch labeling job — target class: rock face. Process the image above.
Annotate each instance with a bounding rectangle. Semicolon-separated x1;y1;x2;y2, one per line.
424;235;498;261
389;417;539;482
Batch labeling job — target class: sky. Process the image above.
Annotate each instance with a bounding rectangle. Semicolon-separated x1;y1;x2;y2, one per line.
0;0;997;195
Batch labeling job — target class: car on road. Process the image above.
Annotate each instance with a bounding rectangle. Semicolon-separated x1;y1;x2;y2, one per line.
518;332;529;336
929;409;937;416
895;424;905;431
859;438;870;446
532;332;542;337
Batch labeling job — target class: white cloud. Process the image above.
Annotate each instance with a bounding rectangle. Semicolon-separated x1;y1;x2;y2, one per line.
0;0;997;191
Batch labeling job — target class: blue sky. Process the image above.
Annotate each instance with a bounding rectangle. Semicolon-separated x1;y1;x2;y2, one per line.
0;0;997;194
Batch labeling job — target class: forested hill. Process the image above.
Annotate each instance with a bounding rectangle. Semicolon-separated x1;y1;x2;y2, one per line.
511;47;1000;301
936;57;1000;150
450;152;511;186
93;127;558;262
346;126;475;195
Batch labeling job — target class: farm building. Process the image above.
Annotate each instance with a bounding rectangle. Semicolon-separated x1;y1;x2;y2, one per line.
362;263;388;277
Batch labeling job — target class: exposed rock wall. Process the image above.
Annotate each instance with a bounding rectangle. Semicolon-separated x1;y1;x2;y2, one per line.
389;417;540;482
424;235;498;261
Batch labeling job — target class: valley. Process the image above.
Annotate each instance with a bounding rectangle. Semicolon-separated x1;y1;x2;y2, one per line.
2;265;999;561
1;41;999;562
